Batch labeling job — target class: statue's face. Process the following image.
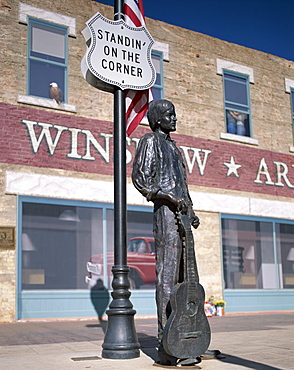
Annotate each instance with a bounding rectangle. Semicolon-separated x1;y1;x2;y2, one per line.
158;106;177;133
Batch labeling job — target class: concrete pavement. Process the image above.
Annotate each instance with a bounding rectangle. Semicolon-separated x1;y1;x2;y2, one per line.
0;312;293;369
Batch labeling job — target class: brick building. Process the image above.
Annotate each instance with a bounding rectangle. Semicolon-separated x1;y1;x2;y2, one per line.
1;0;294;322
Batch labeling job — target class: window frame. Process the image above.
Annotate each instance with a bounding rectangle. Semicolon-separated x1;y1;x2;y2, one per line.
217;58;258;145
139;49;165;126
17;196;154;292
151;50;164;101
18;3;76;112
291;88;294;143
27;17;68;103
222;69;252;138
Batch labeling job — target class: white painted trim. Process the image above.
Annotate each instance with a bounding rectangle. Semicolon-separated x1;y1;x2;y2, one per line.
5;171;294;220
216;58;254;83
290;146;294;153
18;95;76;113
153;41;169;61
6;171;114;203
19;2;76;37
220;132;259;146
140;116;149;126
285;78;294;93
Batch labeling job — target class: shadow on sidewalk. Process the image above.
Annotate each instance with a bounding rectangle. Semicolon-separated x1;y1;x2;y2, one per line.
89;280;110;327
85;318;108;333
216;353;283;370
137;334;283;370
138;333;158;362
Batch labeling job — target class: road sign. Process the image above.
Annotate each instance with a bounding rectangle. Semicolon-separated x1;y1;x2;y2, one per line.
83;12;155;91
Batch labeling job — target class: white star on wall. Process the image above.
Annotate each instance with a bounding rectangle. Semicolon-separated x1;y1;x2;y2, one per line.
223;156;242;178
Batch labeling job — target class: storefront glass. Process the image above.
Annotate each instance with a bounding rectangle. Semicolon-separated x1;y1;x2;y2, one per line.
21;200;154;291
276;223;294;289
222;217;294;290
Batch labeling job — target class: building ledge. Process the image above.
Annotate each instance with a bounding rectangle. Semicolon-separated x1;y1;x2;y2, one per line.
289;146;294;153
18;95;76;113
220;132;259;146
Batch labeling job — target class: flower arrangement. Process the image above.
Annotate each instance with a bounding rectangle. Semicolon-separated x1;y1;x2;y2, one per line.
204;296;216;317
214;300;226;307
204;297;226;316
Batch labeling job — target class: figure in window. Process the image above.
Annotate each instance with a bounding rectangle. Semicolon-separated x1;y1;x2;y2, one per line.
226;111;247;136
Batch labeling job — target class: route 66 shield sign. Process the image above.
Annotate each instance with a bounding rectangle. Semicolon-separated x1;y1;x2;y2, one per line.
82;12;156;91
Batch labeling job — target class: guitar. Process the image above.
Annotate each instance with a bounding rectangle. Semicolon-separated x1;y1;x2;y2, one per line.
162;210;211;359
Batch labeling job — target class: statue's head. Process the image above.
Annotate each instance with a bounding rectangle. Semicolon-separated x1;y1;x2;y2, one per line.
147;99;175;131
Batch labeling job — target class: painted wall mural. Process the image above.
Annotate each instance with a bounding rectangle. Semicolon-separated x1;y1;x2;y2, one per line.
1;103;294;198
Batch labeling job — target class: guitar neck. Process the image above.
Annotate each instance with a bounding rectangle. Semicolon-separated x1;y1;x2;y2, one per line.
185;229;199;285
178;212;200;285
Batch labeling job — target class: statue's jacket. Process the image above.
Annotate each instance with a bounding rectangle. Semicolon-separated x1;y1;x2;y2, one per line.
132;131;193;210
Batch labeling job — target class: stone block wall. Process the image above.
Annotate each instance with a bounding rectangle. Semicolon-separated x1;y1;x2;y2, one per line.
0;0;294;320
0;1;293;152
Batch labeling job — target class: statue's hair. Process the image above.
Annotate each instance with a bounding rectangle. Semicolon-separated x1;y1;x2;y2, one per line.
147;99;174;131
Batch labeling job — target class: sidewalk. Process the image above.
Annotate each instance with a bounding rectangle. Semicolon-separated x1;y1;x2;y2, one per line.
0;312;293;369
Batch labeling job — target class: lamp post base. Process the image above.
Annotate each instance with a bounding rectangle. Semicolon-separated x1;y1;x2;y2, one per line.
102;266;140;359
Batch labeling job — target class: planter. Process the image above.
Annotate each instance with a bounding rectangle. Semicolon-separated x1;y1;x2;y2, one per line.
216;306;225;316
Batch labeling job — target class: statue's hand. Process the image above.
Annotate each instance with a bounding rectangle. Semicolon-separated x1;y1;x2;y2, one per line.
169;195;188;213
156;192;188;213
191;216;200;229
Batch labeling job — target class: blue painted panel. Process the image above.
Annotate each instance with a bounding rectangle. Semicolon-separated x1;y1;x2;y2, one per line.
224;290;294;313
21;290;104;319
20;289;156;319
131;290;156;316
20;288;292;318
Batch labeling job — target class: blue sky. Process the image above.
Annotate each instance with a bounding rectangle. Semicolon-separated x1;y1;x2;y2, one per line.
95;0;294;61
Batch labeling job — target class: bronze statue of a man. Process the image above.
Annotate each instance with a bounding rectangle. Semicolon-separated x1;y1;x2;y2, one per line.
132;99;202;365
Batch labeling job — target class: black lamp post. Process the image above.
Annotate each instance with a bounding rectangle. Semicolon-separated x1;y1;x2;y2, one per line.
101;0;140;360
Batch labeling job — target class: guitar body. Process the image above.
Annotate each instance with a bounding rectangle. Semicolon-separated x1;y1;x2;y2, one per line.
162;211;211;359
162;281;211;358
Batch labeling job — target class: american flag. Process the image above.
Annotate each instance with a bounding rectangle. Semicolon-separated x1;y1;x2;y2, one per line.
124;0;152;136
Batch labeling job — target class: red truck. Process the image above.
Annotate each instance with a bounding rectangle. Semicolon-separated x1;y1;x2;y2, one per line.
86;237;156;289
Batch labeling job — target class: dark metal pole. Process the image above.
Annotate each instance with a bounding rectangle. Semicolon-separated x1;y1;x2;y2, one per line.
101;0;140;359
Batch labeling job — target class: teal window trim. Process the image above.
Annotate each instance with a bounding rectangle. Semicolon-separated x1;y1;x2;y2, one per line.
16;196;23;320
223;69;252;137
18;196;153;214
151;50;164;99
221;213;294;225
27;17;68;102
221;213;294;291
291;88;294;143
272;221;280;289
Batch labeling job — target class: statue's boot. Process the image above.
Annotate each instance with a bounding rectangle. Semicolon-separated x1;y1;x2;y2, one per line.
201;349;221;359
157;345;178;366
177;357;201;366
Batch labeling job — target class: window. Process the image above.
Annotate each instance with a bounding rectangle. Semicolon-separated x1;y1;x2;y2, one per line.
291;88;294;142
27;18;68;102
20;199;154;291
223;70;251;137
151;50;164;100
222;216;294;290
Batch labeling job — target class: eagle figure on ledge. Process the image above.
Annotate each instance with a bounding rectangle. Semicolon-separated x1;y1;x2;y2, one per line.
49;82;62;105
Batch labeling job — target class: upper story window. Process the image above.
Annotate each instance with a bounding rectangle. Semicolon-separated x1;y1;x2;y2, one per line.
18;3;76;112
291;89;294;139
217;59;257;145
223;70;251;137
28;18;68;102
151;50;164;100
285;78;294;152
